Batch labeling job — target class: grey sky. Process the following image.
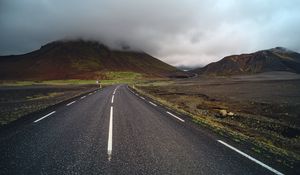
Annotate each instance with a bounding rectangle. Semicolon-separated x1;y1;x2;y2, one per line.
0;0;299;67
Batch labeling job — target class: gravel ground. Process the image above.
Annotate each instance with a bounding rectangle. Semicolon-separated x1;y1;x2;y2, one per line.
0;84;98;126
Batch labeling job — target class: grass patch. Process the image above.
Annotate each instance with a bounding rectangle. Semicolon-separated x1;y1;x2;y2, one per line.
99;71;147;86
26;92;65;100
0;81;38;86
71;57;102;71
105;71;142;80
0;71;145;87
0;80;97;86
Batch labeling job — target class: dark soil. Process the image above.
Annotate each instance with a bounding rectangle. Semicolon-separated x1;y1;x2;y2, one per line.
0;84;98;126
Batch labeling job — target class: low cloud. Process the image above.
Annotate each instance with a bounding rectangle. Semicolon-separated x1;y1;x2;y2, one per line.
1;0;300;67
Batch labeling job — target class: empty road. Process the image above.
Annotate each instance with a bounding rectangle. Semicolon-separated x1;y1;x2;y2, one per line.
0;85;288;174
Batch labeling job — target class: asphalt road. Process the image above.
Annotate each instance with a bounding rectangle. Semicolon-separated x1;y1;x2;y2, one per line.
0;85;289;174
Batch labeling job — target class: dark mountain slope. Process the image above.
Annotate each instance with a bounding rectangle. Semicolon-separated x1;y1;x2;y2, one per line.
0;40;181;80
191;47;300;76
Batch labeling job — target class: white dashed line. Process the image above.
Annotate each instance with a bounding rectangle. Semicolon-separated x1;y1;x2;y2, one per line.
149;101;157;106
166;111;185;122
113;86;119;95
217;140;284;175
140;97;145;100
80;95;86;99
88;93;92;95
66;101;76;106
34;111;56;123
108;106;113;161
111;95;114;104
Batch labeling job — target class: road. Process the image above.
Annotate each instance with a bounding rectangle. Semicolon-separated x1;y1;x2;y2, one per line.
0;85;288;174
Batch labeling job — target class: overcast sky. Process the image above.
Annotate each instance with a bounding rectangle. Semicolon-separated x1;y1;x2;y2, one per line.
0;0;299;67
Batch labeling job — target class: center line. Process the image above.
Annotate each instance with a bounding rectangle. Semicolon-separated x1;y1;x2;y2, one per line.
217;140;284;175
113;87;118;94
111;95;114;104
34;111;56;123
80;95;86;99
166;111;185;122
107;106;113;161
66;101;76;106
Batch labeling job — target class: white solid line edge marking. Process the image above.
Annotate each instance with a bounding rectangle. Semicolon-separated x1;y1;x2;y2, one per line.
80;95;86;99
108;106;113;161
149;101;157;106
66;101;76;106
166;111;185;122
111;95;114;104
88;93;92;95
34;111;56;123
140;97;145;100
217;140;284;175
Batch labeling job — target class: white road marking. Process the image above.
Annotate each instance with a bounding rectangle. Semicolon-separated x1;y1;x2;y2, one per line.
149;101;157;106
34;111;56;123
111;95;114;104
113;86;119;95
108;106;113;161
80;95;86;99
217;140;284;175
88;93;92;95
66;101;76;106
166;111;185;122
140;97;145;100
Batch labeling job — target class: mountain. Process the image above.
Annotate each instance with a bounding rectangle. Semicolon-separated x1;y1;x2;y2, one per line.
176;65;197;71
191;47;300;76
0;40;181;80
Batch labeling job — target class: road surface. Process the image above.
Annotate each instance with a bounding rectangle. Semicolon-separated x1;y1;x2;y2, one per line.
0;85;289;174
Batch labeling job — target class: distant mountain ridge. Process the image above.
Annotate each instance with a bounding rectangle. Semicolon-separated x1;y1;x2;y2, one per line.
0;40;182;80
191;47;300;75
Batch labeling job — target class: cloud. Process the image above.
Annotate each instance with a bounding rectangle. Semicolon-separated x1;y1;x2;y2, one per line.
1;0;300;67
